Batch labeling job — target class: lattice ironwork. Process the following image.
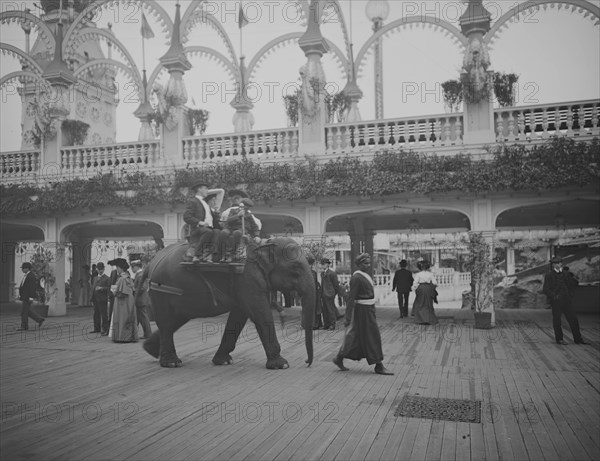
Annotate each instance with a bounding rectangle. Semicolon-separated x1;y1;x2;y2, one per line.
394;394;481;423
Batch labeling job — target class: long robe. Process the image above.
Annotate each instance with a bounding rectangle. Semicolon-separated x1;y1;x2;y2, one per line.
109;273;138;343
413;283;438;325
338;271;384;365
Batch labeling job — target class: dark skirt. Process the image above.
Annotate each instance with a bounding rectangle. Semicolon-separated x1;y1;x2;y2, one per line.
413;283;438;325
339;304;384;365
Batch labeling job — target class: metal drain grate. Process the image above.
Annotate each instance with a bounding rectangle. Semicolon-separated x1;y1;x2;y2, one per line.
394;394;482;423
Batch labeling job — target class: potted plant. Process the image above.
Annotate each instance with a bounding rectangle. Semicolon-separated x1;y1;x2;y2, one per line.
29;247;57;317
186;108;210;136
463;232;495;329
283;94;299;127
61;119;90;146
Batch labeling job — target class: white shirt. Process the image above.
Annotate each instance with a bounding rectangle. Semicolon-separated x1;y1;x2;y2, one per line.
412;271;438;291
20;272;28;287
196;195;213;228
221;206;262;230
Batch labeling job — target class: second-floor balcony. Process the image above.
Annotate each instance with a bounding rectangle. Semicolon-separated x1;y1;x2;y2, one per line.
1;99;599;185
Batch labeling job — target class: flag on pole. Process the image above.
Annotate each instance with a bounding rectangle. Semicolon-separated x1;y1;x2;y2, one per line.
141;13;155;39
238;2;249;28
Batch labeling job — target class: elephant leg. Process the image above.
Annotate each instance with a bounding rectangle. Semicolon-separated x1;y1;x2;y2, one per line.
252;308;288;370
212;307;249;365
143;331;160;358
159;313;189;368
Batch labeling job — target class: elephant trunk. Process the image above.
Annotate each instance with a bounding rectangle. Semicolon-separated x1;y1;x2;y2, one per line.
299;272;315;366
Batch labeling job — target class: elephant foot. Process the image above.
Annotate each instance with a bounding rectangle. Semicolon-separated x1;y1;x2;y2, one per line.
160;354;183;368
266;357;289;370
212;353;234;366
143;334;160;358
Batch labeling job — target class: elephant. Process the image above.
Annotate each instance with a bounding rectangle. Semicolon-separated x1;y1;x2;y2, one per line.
141;237;315;369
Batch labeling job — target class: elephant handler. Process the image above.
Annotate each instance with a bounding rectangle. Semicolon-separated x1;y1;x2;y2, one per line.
333;253;393;375
183;182;224;263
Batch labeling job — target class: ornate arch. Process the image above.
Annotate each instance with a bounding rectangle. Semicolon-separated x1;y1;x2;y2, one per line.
181;9;237;64
486;0;600;48
65;28;142;86
0;43;45;76
0;10;56;54
246;33;349;83
147;46;237;94
64;0;173;50
354;17;467;79
493;195;599;226
0;71;49;91
320;0;352;67
74;59;142;96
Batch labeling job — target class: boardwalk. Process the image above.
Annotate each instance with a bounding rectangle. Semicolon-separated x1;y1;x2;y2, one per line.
1;305;599;461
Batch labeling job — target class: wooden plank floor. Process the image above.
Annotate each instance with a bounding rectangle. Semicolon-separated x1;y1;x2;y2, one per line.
1;306;599;461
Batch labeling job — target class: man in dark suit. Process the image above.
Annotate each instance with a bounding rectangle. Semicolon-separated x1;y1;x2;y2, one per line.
392;259;414;318
17;262;44;331
542;256;588;345
320;258;343;330
183;181;217;263
306;256;323;329
91;262;110;335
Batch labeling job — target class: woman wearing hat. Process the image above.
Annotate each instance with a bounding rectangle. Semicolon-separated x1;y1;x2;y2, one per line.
411;260;439;326
108;258;138;343
542;256;588;345
333;253;393;375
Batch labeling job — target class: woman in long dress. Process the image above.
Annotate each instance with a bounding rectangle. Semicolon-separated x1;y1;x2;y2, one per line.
78;265;91;307
412;260;439;326
108;258;138;343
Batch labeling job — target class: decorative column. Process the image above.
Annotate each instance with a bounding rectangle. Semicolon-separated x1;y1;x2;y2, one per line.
343;44;363;122
45;218;67;317
41;20;77;170
231;56;255;132
471;198;497;326
366;0;389;119
134;70;155;141
298;0;329;156
159;2;192;164
348;218;374;275
459;0;495;144
506;244;516;275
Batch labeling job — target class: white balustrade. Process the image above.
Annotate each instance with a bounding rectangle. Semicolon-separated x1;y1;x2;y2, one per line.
325;113;464;155
60;140;160;179
182;128;299;165
0;150;40;183
495;99;600;142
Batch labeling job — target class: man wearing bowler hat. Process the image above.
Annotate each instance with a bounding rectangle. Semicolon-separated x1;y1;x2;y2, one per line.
90;262;110;334
17;262;45;331
183;181;219;263
220;189;262;260
542;256;588;345
320;257;343;330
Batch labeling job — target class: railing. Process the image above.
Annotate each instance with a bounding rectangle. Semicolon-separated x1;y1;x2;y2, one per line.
338;271;471;288
495;99;600;142
182;127;299;165
0;150;40;183
60;140;161;178
325;113;464;155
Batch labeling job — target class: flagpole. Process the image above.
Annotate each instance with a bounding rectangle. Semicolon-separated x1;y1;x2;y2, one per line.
142;35;146;71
